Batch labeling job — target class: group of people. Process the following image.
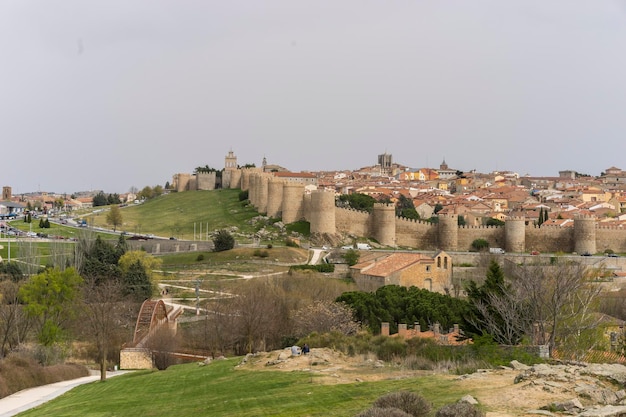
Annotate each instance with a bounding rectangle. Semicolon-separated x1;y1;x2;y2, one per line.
290;343;310;356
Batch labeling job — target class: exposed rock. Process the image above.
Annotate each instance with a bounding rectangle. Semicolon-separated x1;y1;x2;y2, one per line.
461;394;479;405
578;405;626;416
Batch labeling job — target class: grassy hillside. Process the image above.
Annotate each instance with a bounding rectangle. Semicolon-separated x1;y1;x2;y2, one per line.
89;190;260;240
17;358;467;417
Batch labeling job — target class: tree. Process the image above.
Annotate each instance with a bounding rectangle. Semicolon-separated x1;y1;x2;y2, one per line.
338;193;377;212
19;267;83;346
79;278;126;380
213;230;235;252
118;250;162;282
466;260;527;345
291;301;359;337
122;260;153;301
343;249;360;266
106;205;123;232
92;191;108;207
471;238;489;252
485;218;505;226
0;280;30;357
433;203;444;214
458;215;466;226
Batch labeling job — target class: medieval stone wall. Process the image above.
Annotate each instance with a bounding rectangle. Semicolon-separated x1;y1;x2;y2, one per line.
196;172;216;191
196;168;626;254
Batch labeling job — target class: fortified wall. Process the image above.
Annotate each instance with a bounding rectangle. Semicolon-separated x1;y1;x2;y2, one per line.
226;170;626;254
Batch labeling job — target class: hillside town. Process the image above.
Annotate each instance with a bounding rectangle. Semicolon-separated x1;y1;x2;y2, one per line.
5;151;625;232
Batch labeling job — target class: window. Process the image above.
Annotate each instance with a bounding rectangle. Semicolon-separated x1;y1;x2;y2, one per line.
444;257;448;269
437;256;441;268
426;265;431;272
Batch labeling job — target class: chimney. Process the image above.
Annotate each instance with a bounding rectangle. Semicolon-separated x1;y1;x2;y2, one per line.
398;323;407;338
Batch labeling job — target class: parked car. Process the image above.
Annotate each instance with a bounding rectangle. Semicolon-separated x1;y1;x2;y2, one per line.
530;251;540;255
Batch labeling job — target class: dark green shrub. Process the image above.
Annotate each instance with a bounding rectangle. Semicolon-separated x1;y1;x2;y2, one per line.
435;401;484;417
470;238;489;252
267;243;273;249
213;230;235;252
372;391;431;417
375;337;407;361
196;254;205;261
238;190;249;201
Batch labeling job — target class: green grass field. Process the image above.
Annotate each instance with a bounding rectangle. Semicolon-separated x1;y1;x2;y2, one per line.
88;190;260;240
17;358;467;417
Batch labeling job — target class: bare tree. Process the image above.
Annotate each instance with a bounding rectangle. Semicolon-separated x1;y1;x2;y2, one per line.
79;277;128;380
291;300;360;337
509;261;602;353
0;280;30;357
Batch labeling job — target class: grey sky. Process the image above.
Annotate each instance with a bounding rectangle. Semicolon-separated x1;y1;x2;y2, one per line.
2;1;626;194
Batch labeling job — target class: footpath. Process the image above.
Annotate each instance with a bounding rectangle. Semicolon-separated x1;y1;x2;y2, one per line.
0;370;130;417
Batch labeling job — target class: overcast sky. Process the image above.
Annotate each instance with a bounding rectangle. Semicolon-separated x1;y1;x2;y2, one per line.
2;1;626;194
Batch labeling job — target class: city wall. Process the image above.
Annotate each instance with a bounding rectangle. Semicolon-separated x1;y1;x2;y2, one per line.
220;169;626;254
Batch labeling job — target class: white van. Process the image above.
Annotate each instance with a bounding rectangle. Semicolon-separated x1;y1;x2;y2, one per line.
357;243;372;250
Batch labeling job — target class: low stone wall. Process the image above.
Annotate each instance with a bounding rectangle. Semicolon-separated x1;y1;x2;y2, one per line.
120;348;152;370
127;240;214;254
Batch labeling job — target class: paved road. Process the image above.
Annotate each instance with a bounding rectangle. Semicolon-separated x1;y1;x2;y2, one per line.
0;371;129;417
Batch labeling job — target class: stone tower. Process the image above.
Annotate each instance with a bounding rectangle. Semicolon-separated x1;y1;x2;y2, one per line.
282;182;305;224
224;150;237;171
2;186;11;201
574;215;597;255
257;174;269;214
505;216;526;253
372;203;396;246
437;214;458;251
309;190;336;235
266;178;284;218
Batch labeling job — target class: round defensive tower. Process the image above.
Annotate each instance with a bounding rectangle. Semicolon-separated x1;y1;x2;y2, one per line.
266;178;284;218
574;215;597;255
248;173;258;208
437;214;458;251
310;190;336;235
257;174;269;214
241;169;251;191
230;169;242;189
281;182;305;224
372;203;396;246
505;216;526;253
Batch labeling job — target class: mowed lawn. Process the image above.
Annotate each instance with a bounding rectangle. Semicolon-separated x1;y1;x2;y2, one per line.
89;190;259;240
17;358;467;417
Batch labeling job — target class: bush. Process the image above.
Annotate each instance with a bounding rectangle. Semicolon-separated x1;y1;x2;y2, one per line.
196;254;205;261
267;243;273;249
470;239;489;252
213;230;235;252
285;237;299;248
372;391;431;417
356;407;412;417
435;401;484;417
238;190;249;201
253;249;269;258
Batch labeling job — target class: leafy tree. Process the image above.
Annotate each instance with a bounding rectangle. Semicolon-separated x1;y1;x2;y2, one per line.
79;236;123;283
400;208;419;220
106;205;123;232
337;285;472;334
153;185;164;197
343;249;360;266
19;267;83;346
338;193;377;212
118;250;162;282
92;191;108;207
433;203;444;214
0;262;23;282
471;238;489;252
122;260;153;301
485;218;505;226
213;229;235;252
106;193;121;205
164;181;171;190
458;215;466;226
395;195;415;216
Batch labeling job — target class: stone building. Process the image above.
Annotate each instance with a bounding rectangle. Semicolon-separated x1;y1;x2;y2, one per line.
350;251;452;293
